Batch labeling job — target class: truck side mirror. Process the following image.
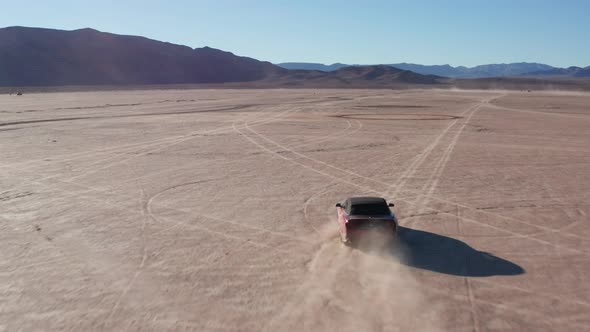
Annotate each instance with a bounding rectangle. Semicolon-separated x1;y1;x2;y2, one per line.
335;203;343;208
388;203;395;207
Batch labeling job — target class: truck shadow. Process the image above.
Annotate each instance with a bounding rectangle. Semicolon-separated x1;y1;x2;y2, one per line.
358;226;525;277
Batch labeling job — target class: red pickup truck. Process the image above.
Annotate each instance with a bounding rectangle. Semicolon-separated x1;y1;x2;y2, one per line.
335;196;398;246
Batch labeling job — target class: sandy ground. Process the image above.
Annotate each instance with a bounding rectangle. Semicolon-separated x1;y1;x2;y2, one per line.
1;89;589;331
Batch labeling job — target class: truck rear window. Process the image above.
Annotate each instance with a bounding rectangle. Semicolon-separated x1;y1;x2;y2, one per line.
350;203;390;215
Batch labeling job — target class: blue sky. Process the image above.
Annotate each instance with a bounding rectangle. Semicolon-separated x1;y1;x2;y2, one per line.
1;0;589;67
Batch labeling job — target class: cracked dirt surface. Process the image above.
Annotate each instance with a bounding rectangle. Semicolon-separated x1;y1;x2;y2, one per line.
1;89;589;331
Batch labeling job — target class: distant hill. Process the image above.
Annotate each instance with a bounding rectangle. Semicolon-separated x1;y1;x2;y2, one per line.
396;62;557;78
331;65;441;84
387;63;468;77
262;65;444;88
276;62;558;78
0;26;285;86
523;66;590;77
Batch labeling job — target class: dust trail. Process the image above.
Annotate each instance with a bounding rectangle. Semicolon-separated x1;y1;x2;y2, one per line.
264;220;444;332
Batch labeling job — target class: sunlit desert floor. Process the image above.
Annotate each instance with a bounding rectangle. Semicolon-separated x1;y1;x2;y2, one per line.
1;88;589;331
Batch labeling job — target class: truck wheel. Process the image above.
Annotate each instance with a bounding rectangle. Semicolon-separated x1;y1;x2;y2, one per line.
340;233;351;246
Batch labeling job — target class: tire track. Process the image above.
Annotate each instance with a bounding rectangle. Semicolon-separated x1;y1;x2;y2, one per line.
407;98;490;221
37;107;285;183
2;104;275;173
418;193;590;243
243;94;590;252
456;205;480;332
235;98;590;256
240;96;486;200
2;105;315;328
146;182;315;246
487;103;590;121
103;163;150;326
302;181;341;236
292;119;363;151
0;104;259;128
3;108;310;246
18;104;295;188
261;241;352;332
398;196;590;255
387;98;492;199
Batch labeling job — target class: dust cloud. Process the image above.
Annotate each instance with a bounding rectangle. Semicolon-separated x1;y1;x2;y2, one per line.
263;222;444;332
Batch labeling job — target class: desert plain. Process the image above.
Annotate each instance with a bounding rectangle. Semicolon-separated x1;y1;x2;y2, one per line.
1;88;589;331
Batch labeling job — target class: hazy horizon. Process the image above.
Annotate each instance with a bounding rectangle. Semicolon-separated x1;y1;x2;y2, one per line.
274;60;583;68
2;0;589;68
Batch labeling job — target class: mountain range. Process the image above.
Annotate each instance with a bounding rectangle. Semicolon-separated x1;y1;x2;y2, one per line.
0;26;588;90
0;26;452;87
277;62;590;78
0;26;285;86
524;66;590;77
